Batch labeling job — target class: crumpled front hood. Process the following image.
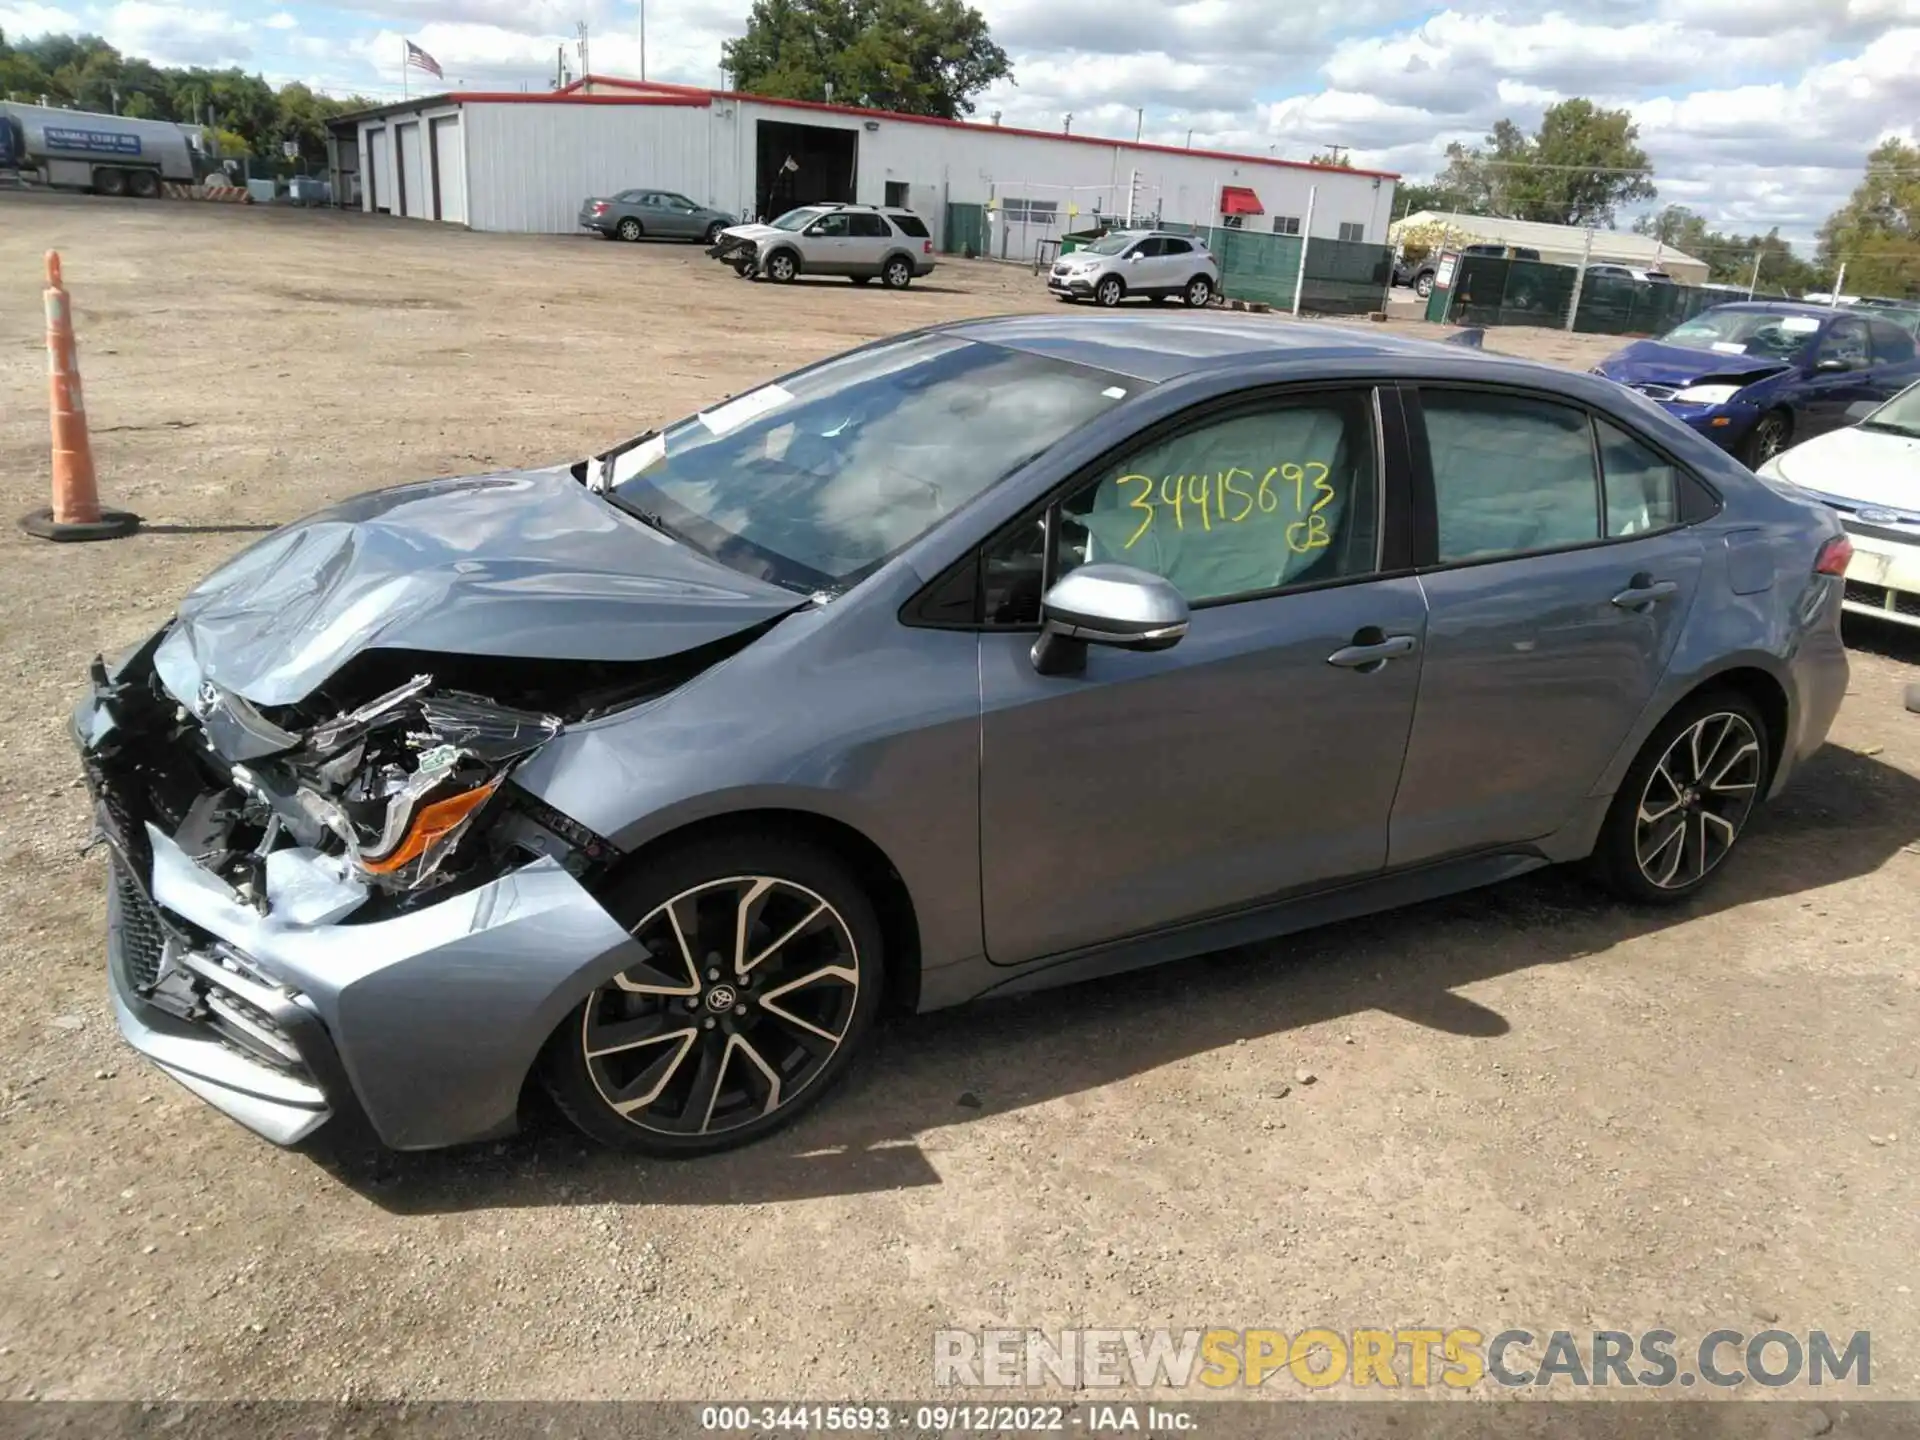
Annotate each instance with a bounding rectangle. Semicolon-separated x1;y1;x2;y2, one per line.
171;466;803;707
1596;339;1793;390
721;223;787;246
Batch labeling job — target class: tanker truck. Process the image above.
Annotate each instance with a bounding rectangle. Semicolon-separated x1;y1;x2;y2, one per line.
0;100;206;197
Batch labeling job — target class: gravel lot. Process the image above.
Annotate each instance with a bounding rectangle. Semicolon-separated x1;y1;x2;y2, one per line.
2;195;1917;1404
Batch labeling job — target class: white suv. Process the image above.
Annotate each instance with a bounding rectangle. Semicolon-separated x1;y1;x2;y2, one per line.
1048;230;1218;308
709;203;937;289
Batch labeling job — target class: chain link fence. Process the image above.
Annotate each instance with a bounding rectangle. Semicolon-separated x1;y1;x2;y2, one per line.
1431;252;1756;337
1155;224;1391;314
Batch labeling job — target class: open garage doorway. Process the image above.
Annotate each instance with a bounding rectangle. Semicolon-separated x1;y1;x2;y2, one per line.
755;119;856;221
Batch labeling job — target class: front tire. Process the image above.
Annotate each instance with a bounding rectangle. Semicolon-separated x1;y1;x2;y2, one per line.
542;836;884;1156
1415;272;1435;298
1095;275;1125;308
1742;410;1792;469
765;250;798;283
1588;689;1771;905
616;217;643;242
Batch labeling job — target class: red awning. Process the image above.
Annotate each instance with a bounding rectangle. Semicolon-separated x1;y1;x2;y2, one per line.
1220;185;1264;216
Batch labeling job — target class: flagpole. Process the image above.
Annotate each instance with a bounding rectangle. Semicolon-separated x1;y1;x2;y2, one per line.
402;38;409;100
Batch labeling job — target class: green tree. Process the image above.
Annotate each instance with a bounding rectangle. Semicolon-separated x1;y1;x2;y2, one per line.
1309;147;1352;168
1817;138;1920;299
1436;100;1656;226
724;0;1011;119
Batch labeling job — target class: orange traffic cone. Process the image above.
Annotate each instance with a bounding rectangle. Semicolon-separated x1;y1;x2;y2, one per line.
19;251;139;542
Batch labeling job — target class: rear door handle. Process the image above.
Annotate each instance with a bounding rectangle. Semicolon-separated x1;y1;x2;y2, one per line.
1326;634;1418;669
1611;578;1680;610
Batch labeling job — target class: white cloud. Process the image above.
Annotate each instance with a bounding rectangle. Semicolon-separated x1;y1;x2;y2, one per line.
99;3;252;65
262;9;297;27
0;2;83;36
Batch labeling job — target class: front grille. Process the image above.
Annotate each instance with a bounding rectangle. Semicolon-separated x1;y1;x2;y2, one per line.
1844;580;1886;607
113;859;165;991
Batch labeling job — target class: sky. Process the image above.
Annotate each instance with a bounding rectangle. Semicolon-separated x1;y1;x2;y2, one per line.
3;0;1918;246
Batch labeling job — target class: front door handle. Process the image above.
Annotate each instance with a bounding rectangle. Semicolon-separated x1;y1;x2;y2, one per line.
1611;577;1680;610
1326;633;1418;670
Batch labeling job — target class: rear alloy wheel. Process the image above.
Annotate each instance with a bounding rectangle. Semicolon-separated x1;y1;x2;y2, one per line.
766;250;798;283
1095;275;1125;308
1743;411;1791;469
705;221;727;244
1184;275;1214;308
1415;273;1435;298
543;839;882;1155
1589;691;1769;904
882;257;913;289
616;217;643;242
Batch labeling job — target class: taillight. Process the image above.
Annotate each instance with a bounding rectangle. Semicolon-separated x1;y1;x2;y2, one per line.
591;201;607;215
922;240;933;254
1815;534;1853;576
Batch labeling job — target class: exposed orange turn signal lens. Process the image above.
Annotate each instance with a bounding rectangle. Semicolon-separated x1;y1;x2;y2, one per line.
358;780;500;875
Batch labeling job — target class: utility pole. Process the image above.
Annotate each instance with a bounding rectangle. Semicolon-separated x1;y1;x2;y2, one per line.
1063;113;1073;135
1746;250;1763;299
1185;127;1193;148
1291;184;1317;317
640;0;648;80
1134;107;1143;143
576;20;590;81
1830;262;1846;306
1566;227;1593;333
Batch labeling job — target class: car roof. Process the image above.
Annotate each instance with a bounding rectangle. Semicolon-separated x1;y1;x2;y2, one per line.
936;312;1565;384
1713;301;1844;318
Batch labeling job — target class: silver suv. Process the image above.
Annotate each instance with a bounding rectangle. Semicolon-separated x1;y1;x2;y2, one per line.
709;203;937;289
1048;230;1218;308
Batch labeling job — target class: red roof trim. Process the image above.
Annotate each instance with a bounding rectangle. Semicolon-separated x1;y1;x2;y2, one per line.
567;73;1401;180
451;91;709;106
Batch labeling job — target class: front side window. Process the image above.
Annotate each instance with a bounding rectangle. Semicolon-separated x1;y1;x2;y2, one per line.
1423;392;1599;562
991;391;1380;612
603;335;1140;594
809;212;852;237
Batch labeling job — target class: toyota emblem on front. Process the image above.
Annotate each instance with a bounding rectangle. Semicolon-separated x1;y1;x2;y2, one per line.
705;985;738;1012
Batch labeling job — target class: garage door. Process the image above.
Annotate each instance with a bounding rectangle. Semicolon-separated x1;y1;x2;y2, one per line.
366;128;390;213
396;121;427;219
429;116;465;225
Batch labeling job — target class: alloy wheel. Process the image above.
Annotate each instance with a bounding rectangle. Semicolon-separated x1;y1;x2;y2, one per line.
617;218;642;241
768;253;797;282
1097;277;1123;307
884;259;912;289
580;875;861;1137
1633;712;1762;890
1186;277;1212;307
1754;415;1789;462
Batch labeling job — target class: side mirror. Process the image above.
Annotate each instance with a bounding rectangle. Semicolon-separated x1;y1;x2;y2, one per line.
1127;252;1142;263
1030;564;1189;677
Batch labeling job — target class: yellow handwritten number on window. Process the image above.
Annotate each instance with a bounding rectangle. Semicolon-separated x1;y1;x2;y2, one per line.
1115;462;1334;550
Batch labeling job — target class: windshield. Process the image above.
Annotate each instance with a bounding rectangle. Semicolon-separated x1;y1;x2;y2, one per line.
1660;308;1824;362
601;334;1141;592
769;207;827;231
1080;233;1139;256
1861;381;1920;439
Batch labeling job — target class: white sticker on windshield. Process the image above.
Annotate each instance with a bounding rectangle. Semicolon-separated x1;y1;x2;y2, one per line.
698;383;794;436
608;432;666;487
1102;386;1127;399
1781;316;1821;333
1710;341;1748;354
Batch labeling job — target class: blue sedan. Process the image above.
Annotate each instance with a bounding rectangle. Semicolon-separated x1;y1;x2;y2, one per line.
1592;302;1920;467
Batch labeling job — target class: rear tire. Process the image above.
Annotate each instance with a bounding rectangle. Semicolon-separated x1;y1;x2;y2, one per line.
1415;272;1435;298
616;217;643;242
94;168;128;198
128;170;160;200
541;835;885;1156
1587;688;1771;905
882;256;913;289
1184;275;1214;308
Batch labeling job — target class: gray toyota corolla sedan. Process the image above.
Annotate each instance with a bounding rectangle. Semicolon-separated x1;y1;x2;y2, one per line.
75;316;1851;1157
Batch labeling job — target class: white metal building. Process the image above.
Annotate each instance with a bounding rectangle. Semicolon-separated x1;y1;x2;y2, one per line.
327;76;1399;263
1391;210;1710;286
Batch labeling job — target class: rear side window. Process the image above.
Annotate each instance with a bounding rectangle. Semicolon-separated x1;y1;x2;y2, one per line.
1595;418;1680;536
888;213;930;239
1422;392;1599;561
848;212;890;238
1162;237;1192;255
1870;320;1916;363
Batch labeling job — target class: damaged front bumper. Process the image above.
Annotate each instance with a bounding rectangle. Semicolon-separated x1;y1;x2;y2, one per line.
76;646;646;1152
707;234;757;268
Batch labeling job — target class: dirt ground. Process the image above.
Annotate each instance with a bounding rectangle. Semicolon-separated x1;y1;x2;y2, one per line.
1;194;1917;1405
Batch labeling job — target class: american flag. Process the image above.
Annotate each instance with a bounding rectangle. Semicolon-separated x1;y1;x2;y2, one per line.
404;40;443;79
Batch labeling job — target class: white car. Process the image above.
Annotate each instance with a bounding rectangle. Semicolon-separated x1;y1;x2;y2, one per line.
1046;230;1218;308
1757;380;1920;627
707;203;936;289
